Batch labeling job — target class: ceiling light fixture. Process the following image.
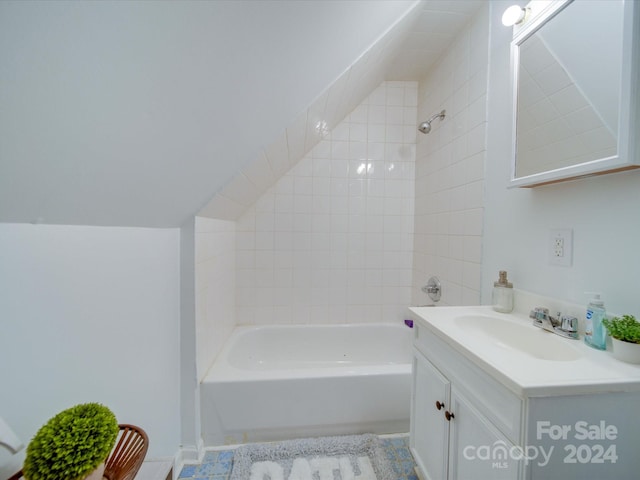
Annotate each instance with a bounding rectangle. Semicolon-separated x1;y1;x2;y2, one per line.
502;5;528;27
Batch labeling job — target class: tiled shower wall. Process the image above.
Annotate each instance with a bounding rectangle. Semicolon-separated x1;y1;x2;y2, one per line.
411;4;489;306
195;217;235;379
236;81;417;325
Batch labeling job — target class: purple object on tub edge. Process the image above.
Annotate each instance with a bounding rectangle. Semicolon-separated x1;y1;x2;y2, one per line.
404;319;414;328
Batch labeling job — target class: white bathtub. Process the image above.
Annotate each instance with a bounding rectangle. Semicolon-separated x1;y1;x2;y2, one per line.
200;323;413;446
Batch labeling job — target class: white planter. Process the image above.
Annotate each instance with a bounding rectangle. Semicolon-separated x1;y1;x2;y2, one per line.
611;338;640;364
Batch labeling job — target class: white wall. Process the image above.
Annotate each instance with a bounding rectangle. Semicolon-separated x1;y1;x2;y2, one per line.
0;0;418;228
483;1;640;315
412;4;489;306
0;223;181;475
236;81;417;325
195;217;235;380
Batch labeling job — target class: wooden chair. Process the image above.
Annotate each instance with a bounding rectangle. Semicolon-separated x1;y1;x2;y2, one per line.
7;424;148;480
103;424;149;480
6;469;22;480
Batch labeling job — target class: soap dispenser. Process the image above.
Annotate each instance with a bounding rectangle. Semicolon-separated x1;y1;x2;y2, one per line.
584;293;607;350
492;270;513;313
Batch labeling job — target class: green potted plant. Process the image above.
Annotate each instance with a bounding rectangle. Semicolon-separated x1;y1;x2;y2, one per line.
23;403;119;480
602;314;640;364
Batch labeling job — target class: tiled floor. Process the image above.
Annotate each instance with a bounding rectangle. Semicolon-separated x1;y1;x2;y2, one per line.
178;434;417;480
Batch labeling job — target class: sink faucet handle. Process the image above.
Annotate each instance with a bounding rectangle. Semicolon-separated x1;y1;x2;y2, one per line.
529;307;549;320
560;315;578;333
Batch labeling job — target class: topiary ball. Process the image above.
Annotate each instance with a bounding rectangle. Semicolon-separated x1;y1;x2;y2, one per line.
23;403;119;480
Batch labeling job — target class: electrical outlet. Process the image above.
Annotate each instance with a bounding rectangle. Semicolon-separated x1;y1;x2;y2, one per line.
554;236;564;257
549;228;573;267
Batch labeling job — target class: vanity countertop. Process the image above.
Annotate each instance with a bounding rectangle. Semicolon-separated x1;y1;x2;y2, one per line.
409;305;640;397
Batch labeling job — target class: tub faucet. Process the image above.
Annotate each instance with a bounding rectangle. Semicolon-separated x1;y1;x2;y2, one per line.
530;307;578;340
421;276;441;302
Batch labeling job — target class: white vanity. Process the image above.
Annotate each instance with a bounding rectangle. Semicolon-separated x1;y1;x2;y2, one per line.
408;305;640;480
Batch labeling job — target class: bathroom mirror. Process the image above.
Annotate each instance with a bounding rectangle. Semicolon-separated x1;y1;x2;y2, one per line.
509;0;640;187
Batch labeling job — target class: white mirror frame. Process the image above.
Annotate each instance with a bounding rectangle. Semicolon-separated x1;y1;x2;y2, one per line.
509;0;640;188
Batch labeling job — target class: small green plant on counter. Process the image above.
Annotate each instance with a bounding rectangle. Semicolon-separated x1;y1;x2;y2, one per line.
23;403;119;480
603;314;640;344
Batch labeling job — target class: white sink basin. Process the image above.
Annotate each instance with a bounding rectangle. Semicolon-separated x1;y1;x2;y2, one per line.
454;315;582;361
409;304;640;396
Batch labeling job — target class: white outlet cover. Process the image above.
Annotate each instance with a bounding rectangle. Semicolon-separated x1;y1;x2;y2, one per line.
549;228;573;267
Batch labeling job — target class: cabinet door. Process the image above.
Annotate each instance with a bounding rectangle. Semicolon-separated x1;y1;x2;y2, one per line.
448;385;520;480
411;352;450;480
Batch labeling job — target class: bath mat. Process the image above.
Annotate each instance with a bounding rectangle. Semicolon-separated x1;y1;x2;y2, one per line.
230;433;394;480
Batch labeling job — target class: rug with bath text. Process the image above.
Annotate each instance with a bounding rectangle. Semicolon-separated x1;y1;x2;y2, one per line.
229;433;395;480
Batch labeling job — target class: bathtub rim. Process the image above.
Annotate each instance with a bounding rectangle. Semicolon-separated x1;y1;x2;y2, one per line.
201;322;412;383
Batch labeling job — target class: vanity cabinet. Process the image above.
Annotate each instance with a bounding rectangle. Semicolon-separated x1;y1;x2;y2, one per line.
410;318;640;480
411;326;520;480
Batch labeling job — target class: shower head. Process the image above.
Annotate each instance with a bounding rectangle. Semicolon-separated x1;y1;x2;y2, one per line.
418;110;446;134
418;121;432;134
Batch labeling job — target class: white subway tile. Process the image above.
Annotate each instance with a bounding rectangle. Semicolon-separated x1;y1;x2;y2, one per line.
386;125;404;143
467;122;486;157
312;195;331;214
368;105;386;124
292;232;312;251
274;193;294;213
467;94;487;129
330;178;349;196
293;176;313;196
368;124;386;142
312;157;332;177
386;106;404;125
464;180;484;209
386;86;404;106
367;142;386;162
349;196;367;216
468;66;488;103
255;231;274;250
349;141;367;160
255;211;274;232
330;159;350;177
312;177;331;196
331;140;350;159
463;208;484;236
330;215;349;233
293;195;313;215
350;123;367;142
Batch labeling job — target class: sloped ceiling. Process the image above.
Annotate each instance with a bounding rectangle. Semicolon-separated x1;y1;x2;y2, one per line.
0;0;483;228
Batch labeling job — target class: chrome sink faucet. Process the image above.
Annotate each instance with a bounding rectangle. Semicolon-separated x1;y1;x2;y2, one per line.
530;307;579;340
